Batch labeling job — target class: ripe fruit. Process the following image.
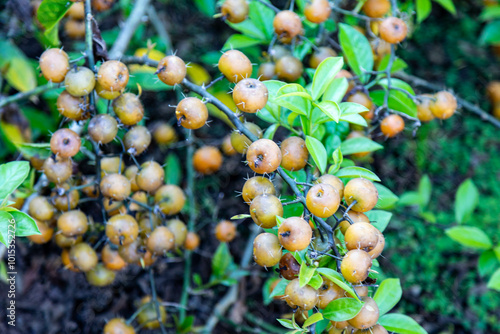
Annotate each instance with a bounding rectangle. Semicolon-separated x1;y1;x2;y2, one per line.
65;19;85;39
232;78;269;113
338;210;370;234
304;0;331;24
155;184;186;215
97;60;129;91
215;220;237;242
280;136;308;171
69;242;98;272
379;17;408;44
335;70;355;92
103;318;135;334
184;231;200;250
341;249;372;283
221;134;237;155
92;0;115;12
29;196;55;221
39;48;69;83
371;39;392;63
221;0;249;23
175;97;209;130
102;244;127;271
306;184;340;218
242;176;276;203
193;146;223;174
106;214;139;246
249;194;283;228
64;67;96;97
28;220;53;244
147;226;175;254
278;252;300;280
123;125;152;156
100;173;131;201
101;157;124;176
167;219;188;248
246;139;282;174
486;81;500;103
230;122;263;154
136;296;167;329
416;95;435;122
61;248;79;272
362;0;390;18
58;210;88;237
317;279;345;309
88;114;119;144
258;62;276;81
118;240;142;264
276;56;303;82
153;122;177;145
368;229;385;259
429;91;457;119
113;93;144;125
354;325;388;334
43;156;73;184
285;279;318;310
380;114;405;137
81;176;99;197
344;178;378;212
55;234;81;248
57;90;88;120
273;10;303;43
136;161;165;193
347;92;373;111
86;263;116;286
218;50;252;83
348;297;380;329
344;222;380;251
125;165;140;192
278;217;313;252
314;174;344;199
309;47;337;69
129;191;147;211
253;233;282;267
50;128;81;158
156;55;186;86
96;81;123;100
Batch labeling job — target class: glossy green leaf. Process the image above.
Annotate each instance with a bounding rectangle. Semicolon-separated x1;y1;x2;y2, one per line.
299;263;316;287
303;312;324;328
377;56;408;73
263;124;280;140
5;209;40;237
269;278;289;299
0;161;30;203
248;1;275;40
323;298;364;322
454;179;479;224
193;0;216;16
316;268;360;301
340;102;369;115
373;278;403;315
378;314;428;334
416;0;432;22
315;101;341;123
312;57;344;100
276;84;311;116
480;7;500;21
0;41;37;92
487;268;500;291
365;210;392;232
323;78;348;104
277;319;296;330
445;226;492;250
398;191;422;207
418;175;432;208
212;242;232;278
478;250;500;277
329;148;343;174
306;136;327;173
222;34;262;50
308;272;323;290
17;143;52;160
335;167;380;182
480;20;500;45
37;0;71;31
338;23;373;83
374;183;399;209
433;0;456;15
340;137;383;155
339;113;368;127
370;90;418;118
228;20;266;40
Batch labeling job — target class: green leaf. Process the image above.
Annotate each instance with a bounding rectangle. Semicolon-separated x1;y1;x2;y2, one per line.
37;0;72;31
340;137;383;155
454;179;479;224
445;226;492;250
17;143;52;160
0;210;14;246
480;20;500;45
335;167;380;182
487;268;500;291
433;0;456;15
478;250;500;277
43;23;61;47
248;1;275;40
0;41;37;92
0;161;30;203
277;319;296;330
316;268;360;301
312;57;344;100
418;175;432;208
227;20;266;40
222;34;262;50
269;278;289;299
374;183;399;209
365;210;392;232
323;78;348;104
378;314;428;334
303;312;324;328
398;191;422;207
315;101;341;123
308;272;324;290
377;56;408;73
306;136;327;174
338;23;374;83
299;263;316;287
339;114;368;127
416;0;432;22
480;7;500;21
373;278;402;315
263;124;280;140
212;243;232;278
193;0;216;16
276;84;311;116
370;90;418;118
340;102;369;115
323;298;364;322
231;214;251;220
164;153;182;186
7;209;40;237
329;148;343;174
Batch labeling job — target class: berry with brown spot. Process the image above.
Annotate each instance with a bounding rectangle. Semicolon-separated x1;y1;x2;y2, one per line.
56;90;88;120
306;184;340;218
175;97;209;130
278;252;300;280
317;279;345;309
273;10;303;43
362;0;391;18
221;0;249;23
156;55;186;86
100;173;131;201
43;156;73;184
233;78;268;113
246;139;282;174
278;217;312;252
285;278;318;310
113;93;144;125
57;210;88;237
50;128;81;158
344;222;380;251
97;60;129;92
106;214;139;246
123;125;152;156
242;176;276;204
88;114;119;144
314;174;345;199
28;196;55;221
155;184;186;215
348;297;380;329
341;249;372;283
379;17;408;44
69;242;98;272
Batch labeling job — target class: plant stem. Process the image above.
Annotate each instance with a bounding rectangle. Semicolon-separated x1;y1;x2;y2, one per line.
148;267;167;334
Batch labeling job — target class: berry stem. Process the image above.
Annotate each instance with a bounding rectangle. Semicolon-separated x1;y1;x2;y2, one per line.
148;267;168;334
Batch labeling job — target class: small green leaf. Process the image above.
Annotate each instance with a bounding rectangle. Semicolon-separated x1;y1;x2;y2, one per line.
37;0;72;31
312;57;344;100
316;268;360;301
378;314;428;334
340;137;383;155
418;175;432;208
193;0;216;16
308;272;324;290
222;34;262;50
212;242;232;278
335;167;380;182
445;226;492;250
323;78;348;104
231;214;251;220
433;0;456;15
17;143;52;160
277;319;296;330
374;183;399;209
315;101;341;123
329;148;343;174
8;209;41;237
480;7;500;21
303;312;324;328
248;1;275;40
377;56;408;73
340;102;369;115
338;23;374;83
480;20;500;45
299;263;316;287
270;278;289;299
276;216;285;228
227;19;266;40
365;210;392;232
370;89;418;118
398;191;422;207
487;268;500;291
323;298;364;322
454;179;479;224
478;250;500;277
263;124;280;140
0;161;30;203
416;0;432;22
275;84;311;116
164;153;182;185
339;113;368;127
0;41;37;92
306;136;327;174
373;278;402;315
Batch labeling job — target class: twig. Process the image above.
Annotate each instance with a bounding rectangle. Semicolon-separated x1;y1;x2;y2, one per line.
0;83;60;109
148;267;168;334
108;0;152;59
330;6;379;21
